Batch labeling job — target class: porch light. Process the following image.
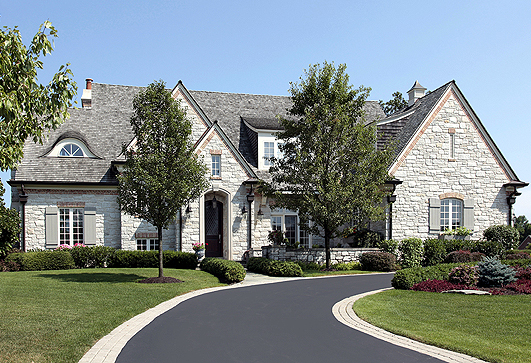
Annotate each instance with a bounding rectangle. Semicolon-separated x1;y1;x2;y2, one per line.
241;205;247;214
257;206;263;216
185;203;192;214
212;195;217;209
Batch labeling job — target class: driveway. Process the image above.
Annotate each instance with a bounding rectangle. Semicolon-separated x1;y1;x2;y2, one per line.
115;273;447;363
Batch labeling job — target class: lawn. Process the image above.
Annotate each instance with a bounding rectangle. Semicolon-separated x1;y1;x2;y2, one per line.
353;289;531;363
0;268;225;363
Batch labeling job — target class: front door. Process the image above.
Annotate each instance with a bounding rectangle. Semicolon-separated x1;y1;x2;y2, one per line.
205;199;223;257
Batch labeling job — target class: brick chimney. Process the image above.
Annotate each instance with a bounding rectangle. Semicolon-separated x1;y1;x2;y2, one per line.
407;80;426;106
81;78;93;108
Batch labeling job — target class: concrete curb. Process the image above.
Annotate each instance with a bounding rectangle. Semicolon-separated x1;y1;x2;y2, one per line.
332;289;488;363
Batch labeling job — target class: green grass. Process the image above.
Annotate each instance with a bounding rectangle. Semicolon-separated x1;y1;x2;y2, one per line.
302;269;377;277
353;289;531;363
0;268;225;363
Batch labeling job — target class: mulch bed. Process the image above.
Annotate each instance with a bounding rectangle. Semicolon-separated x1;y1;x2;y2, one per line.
137;277;183;284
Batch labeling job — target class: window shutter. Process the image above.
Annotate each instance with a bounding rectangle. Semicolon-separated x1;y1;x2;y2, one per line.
84;207;97;245
429;198;441;233
45;207;58;249
463;199;475;230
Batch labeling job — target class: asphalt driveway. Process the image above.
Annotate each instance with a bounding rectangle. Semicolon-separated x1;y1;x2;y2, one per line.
116;273;445;363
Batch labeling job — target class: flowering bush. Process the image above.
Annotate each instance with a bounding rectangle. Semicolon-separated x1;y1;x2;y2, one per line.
55;244;72;250
268;230;287;246
448;265;478;286
411;279;474;293
192;242;205;251
443;226;472;236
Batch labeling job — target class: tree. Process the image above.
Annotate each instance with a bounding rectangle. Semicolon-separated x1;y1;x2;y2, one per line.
118;81;209;279
379;91;407;116
514;215;531;242
263;62;394;268
0;183;20;258
0;21;77;170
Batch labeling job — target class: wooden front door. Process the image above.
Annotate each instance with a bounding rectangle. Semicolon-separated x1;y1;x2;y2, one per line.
205;199;223;257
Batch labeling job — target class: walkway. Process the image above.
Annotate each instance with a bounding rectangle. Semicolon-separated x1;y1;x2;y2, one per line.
80;273;486;363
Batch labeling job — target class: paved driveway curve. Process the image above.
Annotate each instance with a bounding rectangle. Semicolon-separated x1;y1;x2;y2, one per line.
116;274;446;363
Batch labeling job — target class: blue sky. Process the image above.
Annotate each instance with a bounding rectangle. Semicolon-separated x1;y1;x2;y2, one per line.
2;0;531;217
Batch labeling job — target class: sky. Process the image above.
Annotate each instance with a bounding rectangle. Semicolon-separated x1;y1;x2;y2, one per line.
1;0;531;217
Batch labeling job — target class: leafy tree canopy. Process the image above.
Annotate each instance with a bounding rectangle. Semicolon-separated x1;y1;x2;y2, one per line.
263;61;394;267
0;183;20;257
118;80;209;277
379;91;407;116
514;215;531;242
0;21;77;171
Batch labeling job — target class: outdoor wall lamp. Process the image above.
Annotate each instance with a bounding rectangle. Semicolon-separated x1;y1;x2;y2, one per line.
241;204;247;214
185;203;192;214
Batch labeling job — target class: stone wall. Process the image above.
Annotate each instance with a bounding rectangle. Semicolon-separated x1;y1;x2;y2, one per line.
391;90;510;240
259;246;379;265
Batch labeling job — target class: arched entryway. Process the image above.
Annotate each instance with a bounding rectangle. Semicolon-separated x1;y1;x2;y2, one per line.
205;197;223;257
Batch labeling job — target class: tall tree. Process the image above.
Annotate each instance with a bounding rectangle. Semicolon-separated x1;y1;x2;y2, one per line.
0;21;77;170
118;81;209;278
264;62;394;268
514;215;531;243
379;91;407;116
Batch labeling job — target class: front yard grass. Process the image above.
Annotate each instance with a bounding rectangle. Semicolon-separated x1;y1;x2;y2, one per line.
0;268;225;363
353;289;531;363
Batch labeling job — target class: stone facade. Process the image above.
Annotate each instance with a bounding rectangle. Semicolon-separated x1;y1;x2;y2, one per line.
388;90;510;240
260;246;379;264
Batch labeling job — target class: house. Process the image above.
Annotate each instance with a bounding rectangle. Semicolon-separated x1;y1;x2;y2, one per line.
9;79;526;261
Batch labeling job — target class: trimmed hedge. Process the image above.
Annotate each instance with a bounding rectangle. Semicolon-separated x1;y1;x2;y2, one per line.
6;251;75;271
423;238;447;266
391;263;465;290
247;257;303;277
359;251;396;272
108;250;197;269
69;245;116;268
200;257;246;283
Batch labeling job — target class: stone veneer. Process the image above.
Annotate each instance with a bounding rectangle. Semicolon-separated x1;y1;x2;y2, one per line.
259;246;379;265
389;90;510;240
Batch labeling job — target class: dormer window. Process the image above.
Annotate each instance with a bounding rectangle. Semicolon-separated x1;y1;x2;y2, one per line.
60;143;84;157
47;137;97;158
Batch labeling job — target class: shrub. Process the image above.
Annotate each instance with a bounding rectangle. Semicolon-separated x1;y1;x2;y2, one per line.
200;257;246;283
6;251;75;271
472;239;504;258
359;252;396;272
377;239;398;258
506;279;531;294
69;245;116;268
505;252;531;260
0;259;20;272
423;238;447;266
477;256;517;287
502;258;531;269
108;250;197;269
444;250;484;263
443;226;472;236
398;238;423;269
295;261;322;270
247;257;303;277
444;238;473;254
331;261;361;271
349;229;383;248
483;225;520;250
391;263;464;290
411;279;473;293
514;266;531;280
448;265;478;286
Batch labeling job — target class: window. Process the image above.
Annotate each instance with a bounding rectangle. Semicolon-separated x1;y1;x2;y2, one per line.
264;142;274;166
60;143;84;157
440;199;462;231
59;208;84;245
449;133;455;159
137;239;158;250
211;155;220;177
270;213;311;247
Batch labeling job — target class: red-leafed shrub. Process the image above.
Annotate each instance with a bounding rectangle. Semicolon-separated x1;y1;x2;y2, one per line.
506;279;531;294
411;279;473;293
444;250;484;263
448;265;478;286
505;252;531;260
515;267;531;280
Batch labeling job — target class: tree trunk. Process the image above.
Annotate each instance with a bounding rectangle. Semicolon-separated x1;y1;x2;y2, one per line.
158;225;164;278
324;226;331;269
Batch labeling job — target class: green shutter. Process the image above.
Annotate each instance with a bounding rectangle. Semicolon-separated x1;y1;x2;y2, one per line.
84;207;97;245
463;199;474;230
429;198;441;233
45;207;58;249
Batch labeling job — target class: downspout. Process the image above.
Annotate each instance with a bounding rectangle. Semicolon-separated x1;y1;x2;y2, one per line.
507;192;518;227
19;185;28;252
247;185;255;250
179;207;183;251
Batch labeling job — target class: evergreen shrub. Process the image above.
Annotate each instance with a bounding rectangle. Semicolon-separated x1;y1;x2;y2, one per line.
108;250;197;269
472;239;504;258
359;251;396;272
69;245;116;268
483;225;520;250
200;257;246;283
247;257;303;277
295;261;322;270
377;239;398;258
6;251;75;271
423;238;447;266
477;256;517;287
398;238;423;268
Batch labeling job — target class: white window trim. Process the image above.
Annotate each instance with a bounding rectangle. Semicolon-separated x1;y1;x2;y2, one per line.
270;210;312;247
440;198;463;231
136;239;158;250
47;138;96;158
258;132;284;170
211;154;221;177
59;208;84;245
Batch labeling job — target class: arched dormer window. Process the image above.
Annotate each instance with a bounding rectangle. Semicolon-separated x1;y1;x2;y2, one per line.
47;138;97;158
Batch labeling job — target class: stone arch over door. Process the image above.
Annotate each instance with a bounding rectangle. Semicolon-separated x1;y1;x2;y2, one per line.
200;189;232;260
